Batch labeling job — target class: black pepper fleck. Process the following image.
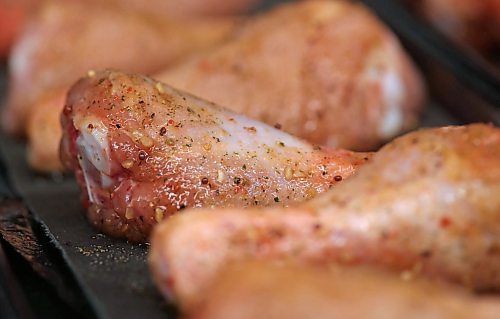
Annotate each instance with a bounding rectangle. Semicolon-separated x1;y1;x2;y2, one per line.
159;127;167;136
138;151;147;161
420;250;432;258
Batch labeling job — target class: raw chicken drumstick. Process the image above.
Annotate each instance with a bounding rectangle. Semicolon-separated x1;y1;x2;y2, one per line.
188;261;500;319
26;0;425;172
1;0;236;137
61;70;371;243
149;124;500;308
158;0;425;151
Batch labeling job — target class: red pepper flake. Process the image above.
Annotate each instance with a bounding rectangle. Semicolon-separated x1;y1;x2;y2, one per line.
334;175;343;182
166;277;175;289
244;126;257;134
233;186;246;194
127;87;133;93
167;119;175;126
198;60;212;71
439;216;452;228
159;127;167;136
274;123;282;130
312;223;322;231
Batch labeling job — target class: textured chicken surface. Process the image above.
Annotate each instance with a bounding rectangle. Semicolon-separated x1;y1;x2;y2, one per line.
1;0;236;136
158;0;425;151
149;124;500;308
188;261;500;319
61;70;370;242
415;0;500;56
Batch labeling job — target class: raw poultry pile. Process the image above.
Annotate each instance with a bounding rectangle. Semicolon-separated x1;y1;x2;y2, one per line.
2;0;424;171
2;0;500;318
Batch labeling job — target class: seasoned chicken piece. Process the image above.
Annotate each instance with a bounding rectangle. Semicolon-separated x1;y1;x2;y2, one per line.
1;0;236;136
149;124;500;308
415;0;500;56
61;70;370;243
158;0;426;151
188;261;500;319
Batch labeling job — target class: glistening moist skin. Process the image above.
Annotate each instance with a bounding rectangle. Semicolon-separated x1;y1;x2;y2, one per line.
361;35;413;140
62;70;371;242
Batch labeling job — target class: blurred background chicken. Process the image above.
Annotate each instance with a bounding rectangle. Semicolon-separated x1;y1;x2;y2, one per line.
187;261;500;319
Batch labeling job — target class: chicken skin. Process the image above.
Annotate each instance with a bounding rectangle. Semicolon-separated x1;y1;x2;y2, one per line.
61;70;371;243
158;0;425;151
23;0;424;172
149;124;500;308
188;261;500;319
1;0;236;136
